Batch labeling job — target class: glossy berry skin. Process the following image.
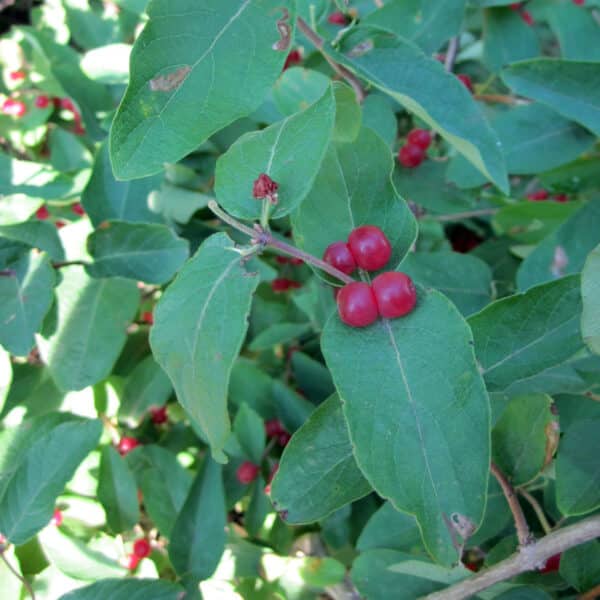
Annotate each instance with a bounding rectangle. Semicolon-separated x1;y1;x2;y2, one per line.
117;436;140;456
323;241;357;275
328;11;348;25
35;95;50;109
457;73;474;93
9;71;26;81
36;205;49;220
398;144;425;168
149;405;167;424
337;282;379;328
126;554;141;571
347;225;392;271
133;538;151;558
539;553;561;573
372;272;417;319
237;461;260;484
283;49;302;70
71;202;85;216
141;311;154;325
407;128;433;150
51;509;63;526
2;98;27;118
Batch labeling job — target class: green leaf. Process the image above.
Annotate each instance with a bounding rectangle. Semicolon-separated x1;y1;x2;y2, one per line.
293;127;417;277
493;589;552;600
86;221;189;284
546;4;600;62
110;0;293;179
400;251;493;316
119;355;173;424
502;59;600;136
39;266;139;391
215;86;335;220
249;322;310;352
59;579;184;600
270;394;372;523
0;415;102;545
332;82;361;143
272;380;314;432
364;0;466;54
233;403;265;464
556;418;600;516
97;446;140;533
469;276;584;394
351;550;467;600
127;445;192;537
272;67;330;116
492;395;554;485
582;244;600;355
81;142;164;227
48;128;93;173
0;251;55;357
483;7;540;73
559;540;600;592
148;183;211;224
356;502;422;553
362;94;397;148
229;359;274;417
329;27;508;192
169;457;226;581
0;221;65;261
150;233;259;462
517;201;600;291
321;289;490;566
0;346;11;414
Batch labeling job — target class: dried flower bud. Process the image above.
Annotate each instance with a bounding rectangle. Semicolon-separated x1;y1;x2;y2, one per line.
252;173;279;204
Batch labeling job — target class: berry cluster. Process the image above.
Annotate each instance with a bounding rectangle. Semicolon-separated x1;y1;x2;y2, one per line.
398;128;433;169
526;189;568;203
323;226;417;328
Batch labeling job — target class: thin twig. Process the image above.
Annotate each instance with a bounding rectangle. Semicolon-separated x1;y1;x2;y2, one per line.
444;37;460;72
428;208;499;222
295;16;366;103
51;260;87;269
0;550;35;600
490;463;533;548
208;201;354;284
474;94;529;105
579;583;600;600
518;489;552;535
422;514;600;600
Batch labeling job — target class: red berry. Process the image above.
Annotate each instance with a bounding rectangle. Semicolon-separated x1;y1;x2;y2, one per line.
141;311;154;325
59;98;75;111
526;189;549;201
271;278;300;292
464;561;479;572
573;0;584;5
73;122;86;136
539;553;561;573
347;225;392;271
336;282;379;328
265;419;285;437
36;205;49;220
278;432;291;447
275;256;290;264
407;129;433;150
328;11;348;25
554;194;568;203
237;461;260;484
398;144;425;168
290;257;304;266
323;241;357;275
283;49;302;70
372;272;417;319
9;71;25;81
71;202;85;216
509;2;521;10
35;95;50;109
51;509;63;526
117;436;140;456
457;74;474;93
133;538;151;558
252;173;279;202
2;98;27;118
149;405;167;424
126;554;141;570
55;220;67;229
520;10;534;25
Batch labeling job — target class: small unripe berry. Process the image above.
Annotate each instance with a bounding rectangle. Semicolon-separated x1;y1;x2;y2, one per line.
407;129;433;150
337;282;379;328
2;98;27;118
117;436;140;456
237;461;260;484
372;272;417;319
398;144;425;168
35;95;50;109
347;225;392;271
323;241;357;275
133;538;151;558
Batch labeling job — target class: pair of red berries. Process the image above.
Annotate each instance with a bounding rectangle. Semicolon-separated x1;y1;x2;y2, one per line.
323;226;417;328
526;189;568;203
398;128;433;169
127;538;151;570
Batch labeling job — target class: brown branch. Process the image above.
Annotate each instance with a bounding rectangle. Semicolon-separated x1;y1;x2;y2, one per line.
422;514;600;600
295;17;366;103
0;549;35;600
491;462;533;548
579;583;600;600
208;201;354;284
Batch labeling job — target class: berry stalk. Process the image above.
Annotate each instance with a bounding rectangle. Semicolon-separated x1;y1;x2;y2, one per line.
208;201;354;284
